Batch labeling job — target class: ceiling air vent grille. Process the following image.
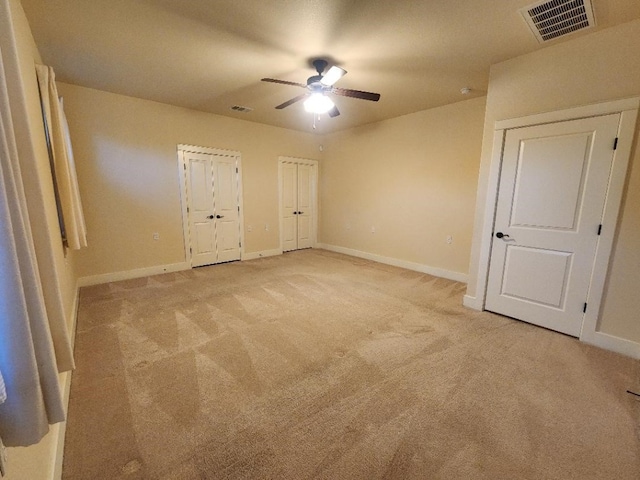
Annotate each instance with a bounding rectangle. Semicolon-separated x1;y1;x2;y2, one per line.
520;0;595;43
230;105;253;113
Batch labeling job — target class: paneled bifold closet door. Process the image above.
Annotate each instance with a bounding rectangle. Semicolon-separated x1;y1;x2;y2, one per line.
182;148;242;267
279;157;317;252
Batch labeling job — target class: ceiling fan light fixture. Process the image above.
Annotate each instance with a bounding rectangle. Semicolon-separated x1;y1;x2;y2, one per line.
303;93;335;114
262;59;379;117
320;66;347;86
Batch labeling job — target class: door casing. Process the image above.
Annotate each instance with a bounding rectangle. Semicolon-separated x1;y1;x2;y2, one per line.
466;98;639;357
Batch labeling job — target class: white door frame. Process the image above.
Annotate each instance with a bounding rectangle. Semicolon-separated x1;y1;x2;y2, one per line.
178;144;245;266
466;97;639;357
278;156;318;252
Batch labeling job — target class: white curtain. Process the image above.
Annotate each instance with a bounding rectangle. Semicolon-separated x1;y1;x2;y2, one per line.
35;65;87;250
0;368;4;477
0;367;5;476
0;40;66;446
0;369;6;405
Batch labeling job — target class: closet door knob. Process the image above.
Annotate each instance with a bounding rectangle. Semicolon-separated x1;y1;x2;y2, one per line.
216;215;224;219
207;215;214;219
298;211;304;215
496;232;509;239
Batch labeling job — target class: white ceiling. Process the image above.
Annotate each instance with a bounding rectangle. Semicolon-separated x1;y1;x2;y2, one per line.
20;0;640;134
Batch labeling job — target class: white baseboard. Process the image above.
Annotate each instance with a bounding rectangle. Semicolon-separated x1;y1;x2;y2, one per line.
51;280;81;480
581;330;640;359
463;294;483;311
68;283;80;349
78;262;191;287
77;251;290;287
242;248;283;261
465;287;639;358
317;243;468;283
52;369;72;480
464;286;639;358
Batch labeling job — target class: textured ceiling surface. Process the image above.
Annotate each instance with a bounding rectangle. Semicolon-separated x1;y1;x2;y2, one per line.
20;0;640;134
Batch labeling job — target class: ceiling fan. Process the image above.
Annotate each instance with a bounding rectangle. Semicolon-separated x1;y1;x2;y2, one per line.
261;59;381;117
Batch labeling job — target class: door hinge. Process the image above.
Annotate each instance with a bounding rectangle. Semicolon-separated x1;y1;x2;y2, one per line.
613;137;618;150
583;302;587;313
187;207;189;213
189;247;192;254
183;163;187;170
597;224;602;235
236;167;239;173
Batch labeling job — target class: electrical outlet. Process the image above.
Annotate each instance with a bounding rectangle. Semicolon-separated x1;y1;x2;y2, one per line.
247;225;253;232
446;235;453;244
153;233;159;241
371;226;376;234
265;223;269;231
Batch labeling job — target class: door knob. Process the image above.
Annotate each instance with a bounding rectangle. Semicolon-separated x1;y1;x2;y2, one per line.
207;215;214;219
216;215;224;219
496;232;510;239
298;211;304;215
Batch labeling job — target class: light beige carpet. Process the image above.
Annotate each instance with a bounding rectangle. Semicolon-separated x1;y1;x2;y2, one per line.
64;249;640;479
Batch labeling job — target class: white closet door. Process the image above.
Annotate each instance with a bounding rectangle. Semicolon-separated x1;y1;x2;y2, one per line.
485;114;620;336
214;157;241;263
281;162;298;252
186;152;217;267
279;158;317;253
185;151;241;267
296;163;313;249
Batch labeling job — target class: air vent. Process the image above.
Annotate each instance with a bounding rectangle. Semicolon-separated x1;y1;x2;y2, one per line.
230;105;253;113
520;0;595;43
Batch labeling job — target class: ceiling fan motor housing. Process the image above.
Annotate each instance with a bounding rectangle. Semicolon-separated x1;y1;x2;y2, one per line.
312;59;328;74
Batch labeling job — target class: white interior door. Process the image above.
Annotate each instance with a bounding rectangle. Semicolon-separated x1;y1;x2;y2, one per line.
213;157;241;263
296;163;313;249
184;150;241;267
186;152;217;267
281;162;298;253
485;114;620;336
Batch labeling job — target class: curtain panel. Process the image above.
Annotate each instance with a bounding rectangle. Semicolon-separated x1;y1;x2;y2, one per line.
0;2;68;447
0;368;6;404
35;65;87;250
0;368;5;476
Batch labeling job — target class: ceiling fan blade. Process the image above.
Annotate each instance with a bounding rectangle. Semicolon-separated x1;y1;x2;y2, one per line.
331;87;381;102
328;105;340;118
320;66;347;86
275;93;308;109
261;78;307;88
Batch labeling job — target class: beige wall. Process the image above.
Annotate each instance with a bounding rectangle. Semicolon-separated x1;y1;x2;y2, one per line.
4;2;638;478
320;97;486;277
467;19;640;343
57;83;321;277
